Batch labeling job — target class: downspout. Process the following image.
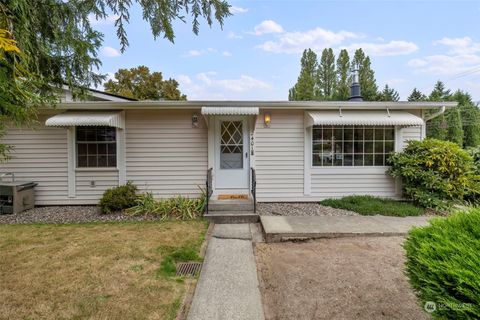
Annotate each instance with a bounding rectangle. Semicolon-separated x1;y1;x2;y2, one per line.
425;106;446;121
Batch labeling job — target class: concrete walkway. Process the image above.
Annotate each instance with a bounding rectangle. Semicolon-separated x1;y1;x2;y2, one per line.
188;224;265;320
261;215;432;242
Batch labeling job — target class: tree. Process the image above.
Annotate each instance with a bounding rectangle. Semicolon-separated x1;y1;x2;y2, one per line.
407;88;427;102
352;49;378;101
104;66;186;100
0;0;230;161
335;49;350;100
289;49;318;101
378;84;400;101
427;81;451;141
317;48;336;100
452;90;480;147
446;107;464;146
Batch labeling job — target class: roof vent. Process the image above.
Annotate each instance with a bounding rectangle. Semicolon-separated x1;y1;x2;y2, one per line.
349;66;363;102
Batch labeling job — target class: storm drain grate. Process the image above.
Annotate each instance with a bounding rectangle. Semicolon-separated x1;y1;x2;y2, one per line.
176;262;202;277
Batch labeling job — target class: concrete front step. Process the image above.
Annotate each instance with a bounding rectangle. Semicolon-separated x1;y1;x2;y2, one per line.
208;199;254;212
204;211;259;224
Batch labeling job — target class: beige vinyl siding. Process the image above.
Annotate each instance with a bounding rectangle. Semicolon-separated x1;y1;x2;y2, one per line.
310;168;397;199
125;110;207;198
0;115;121;205
0;117;69;205
254;110;305;201
75;170;119;201
402;126;422;143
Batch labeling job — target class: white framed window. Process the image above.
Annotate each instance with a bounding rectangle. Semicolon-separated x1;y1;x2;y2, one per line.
312;125;395;167
76;126;117;168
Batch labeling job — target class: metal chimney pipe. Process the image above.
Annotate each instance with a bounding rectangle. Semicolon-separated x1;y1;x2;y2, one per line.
349;66;363;101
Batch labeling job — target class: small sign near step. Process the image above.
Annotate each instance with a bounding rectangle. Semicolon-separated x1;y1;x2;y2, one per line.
218;194;248;200
176;262;202;277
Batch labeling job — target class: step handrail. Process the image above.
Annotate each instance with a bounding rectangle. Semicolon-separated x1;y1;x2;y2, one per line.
250;167;256;213
205;168;213;215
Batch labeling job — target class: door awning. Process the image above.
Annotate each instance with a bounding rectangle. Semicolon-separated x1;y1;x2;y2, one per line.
201;106;259;115
306;110;424;127
45;111;124;129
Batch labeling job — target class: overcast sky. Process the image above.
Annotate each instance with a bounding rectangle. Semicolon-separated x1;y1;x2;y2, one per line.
92;0;480;101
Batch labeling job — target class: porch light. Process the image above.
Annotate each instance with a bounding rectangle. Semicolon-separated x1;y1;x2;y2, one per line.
264;112;271;127
192;113;199;127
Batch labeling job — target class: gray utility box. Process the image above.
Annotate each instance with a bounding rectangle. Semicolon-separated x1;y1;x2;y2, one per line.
0;181;37;214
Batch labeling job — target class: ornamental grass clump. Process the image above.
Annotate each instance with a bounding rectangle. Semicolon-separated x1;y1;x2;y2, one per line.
388;139;480;210
127;192;205;220
404;208;480;319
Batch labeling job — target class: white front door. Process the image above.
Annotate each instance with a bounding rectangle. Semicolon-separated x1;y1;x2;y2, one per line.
215;117;249;189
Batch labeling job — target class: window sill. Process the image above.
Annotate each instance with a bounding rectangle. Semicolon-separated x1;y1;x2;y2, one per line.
75;167;119;172
310;166;390;175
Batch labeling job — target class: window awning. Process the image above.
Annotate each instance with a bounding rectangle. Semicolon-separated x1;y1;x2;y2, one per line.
306;110;424;127
201;106;259;115
45;111;124;129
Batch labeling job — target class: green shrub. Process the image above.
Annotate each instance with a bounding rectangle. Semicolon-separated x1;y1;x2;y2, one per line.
128;192;205;220
467;146;480;175
320;195;424;216
388;139;480;210
404;208;480;319
98;182;138;214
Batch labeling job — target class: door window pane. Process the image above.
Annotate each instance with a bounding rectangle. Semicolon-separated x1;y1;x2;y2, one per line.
220;121;243;169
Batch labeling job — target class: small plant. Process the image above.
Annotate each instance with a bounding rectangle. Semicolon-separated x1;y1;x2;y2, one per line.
388;139;480;210
99;182;138;214
404;208;480;319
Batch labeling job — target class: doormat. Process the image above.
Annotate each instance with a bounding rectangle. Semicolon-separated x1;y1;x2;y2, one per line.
218;194;249;200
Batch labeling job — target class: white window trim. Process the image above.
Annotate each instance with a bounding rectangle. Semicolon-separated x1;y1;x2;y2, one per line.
304;120;401;196
67;121;127;197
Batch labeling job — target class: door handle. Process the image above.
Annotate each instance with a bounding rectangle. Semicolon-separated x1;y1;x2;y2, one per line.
245;152;248;158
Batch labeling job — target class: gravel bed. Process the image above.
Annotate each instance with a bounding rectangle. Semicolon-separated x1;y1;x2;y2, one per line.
0;206;167;225
257;202;358;217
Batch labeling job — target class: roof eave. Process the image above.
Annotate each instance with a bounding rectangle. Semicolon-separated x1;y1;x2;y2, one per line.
45;100;458;111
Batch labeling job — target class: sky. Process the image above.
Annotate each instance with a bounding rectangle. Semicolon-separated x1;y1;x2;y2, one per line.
91;0;480;101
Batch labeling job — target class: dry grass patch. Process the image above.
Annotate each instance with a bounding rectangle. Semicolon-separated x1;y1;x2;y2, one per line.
0;220;208;320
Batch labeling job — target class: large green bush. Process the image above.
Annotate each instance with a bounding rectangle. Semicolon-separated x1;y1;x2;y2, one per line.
467;146;480;175
99;182;138;214
388;139;480;209
404;209;480;319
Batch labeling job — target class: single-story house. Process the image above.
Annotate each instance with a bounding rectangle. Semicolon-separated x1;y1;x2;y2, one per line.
0;83;456;208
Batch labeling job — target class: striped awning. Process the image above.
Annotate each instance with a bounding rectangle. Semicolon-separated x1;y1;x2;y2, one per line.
45;111;124;129
201;106;259;115
306;110;424;127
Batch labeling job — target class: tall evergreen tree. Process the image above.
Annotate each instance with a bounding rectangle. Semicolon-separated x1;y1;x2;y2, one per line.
352;49;378;101
452;90;480;147
317;48;336;100
446;107;464;146
407;88;427;101
378;84;400;101
335;49;350;100
427;81;451;141
289;49;318;101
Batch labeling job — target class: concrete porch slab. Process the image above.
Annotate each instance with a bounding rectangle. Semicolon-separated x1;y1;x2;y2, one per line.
260;215;432;242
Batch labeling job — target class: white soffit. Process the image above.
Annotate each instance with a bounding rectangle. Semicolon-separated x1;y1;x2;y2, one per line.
306;110;424;127
201;106;259;115
45;111;124;128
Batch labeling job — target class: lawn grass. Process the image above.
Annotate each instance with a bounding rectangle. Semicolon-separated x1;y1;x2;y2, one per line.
0;220;208;320
320;195;425;217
